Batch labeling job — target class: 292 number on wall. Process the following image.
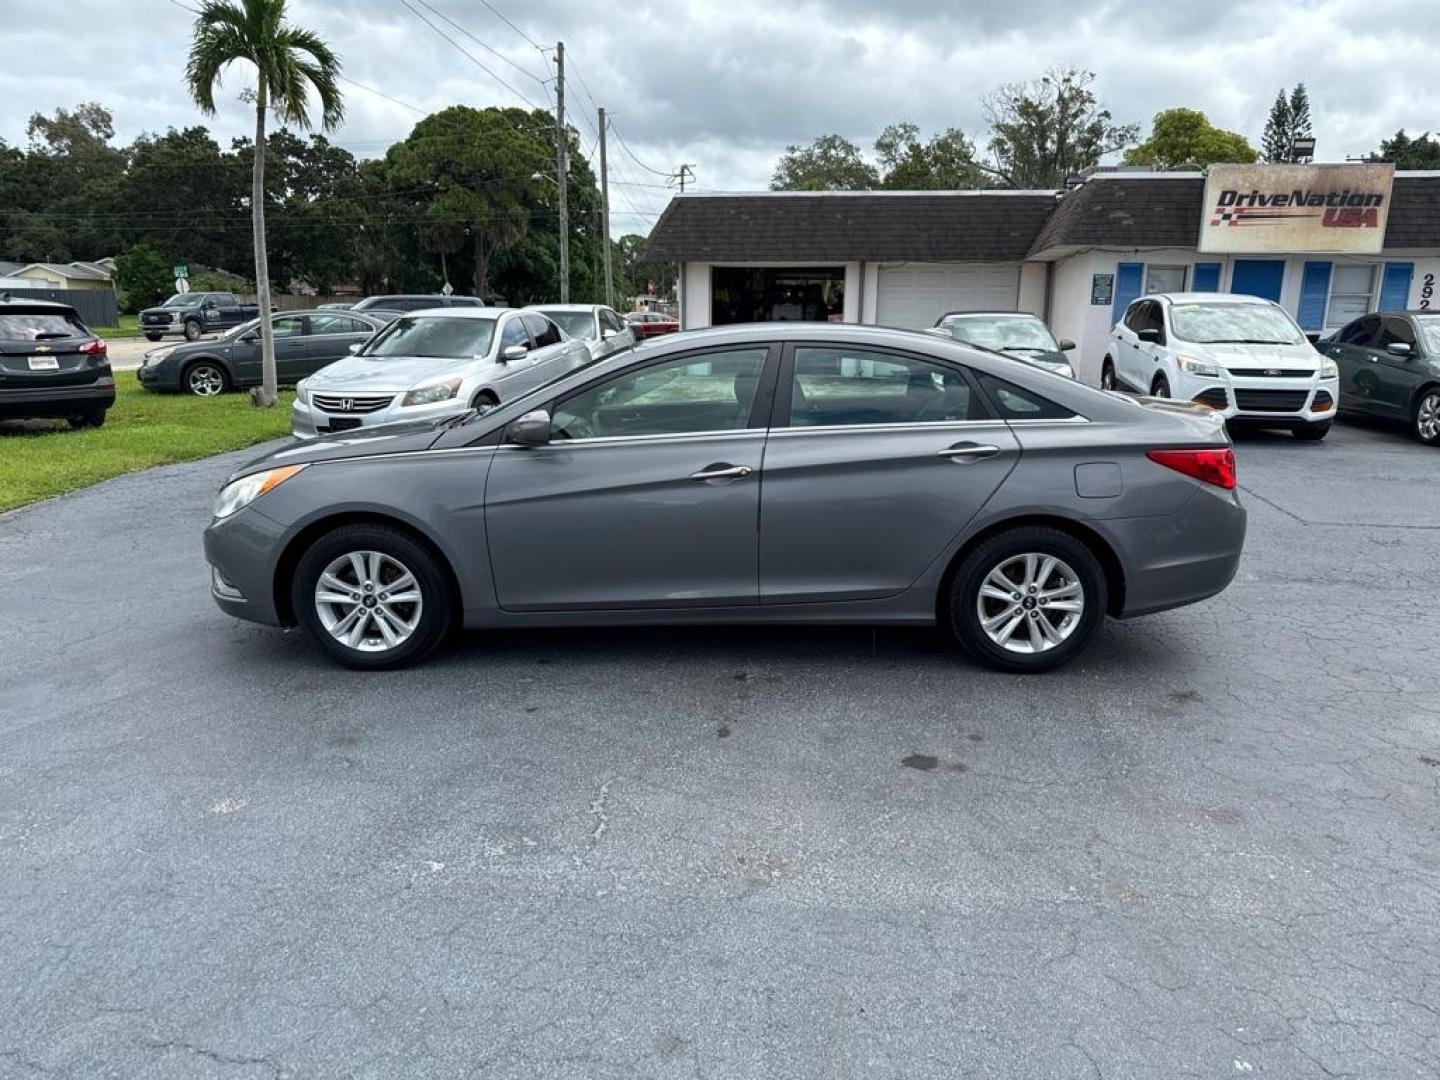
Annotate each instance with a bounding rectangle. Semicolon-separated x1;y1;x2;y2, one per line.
1422;273;1435;310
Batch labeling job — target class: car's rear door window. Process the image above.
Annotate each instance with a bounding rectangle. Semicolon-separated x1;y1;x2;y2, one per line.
788;347;984;427
552;347;769;439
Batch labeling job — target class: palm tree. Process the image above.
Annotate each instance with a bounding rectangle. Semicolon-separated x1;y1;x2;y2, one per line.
185;0;342;407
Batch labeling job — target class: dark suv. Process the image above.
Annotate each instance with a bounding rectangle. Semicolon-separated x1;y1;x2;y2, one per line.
0;299;115;428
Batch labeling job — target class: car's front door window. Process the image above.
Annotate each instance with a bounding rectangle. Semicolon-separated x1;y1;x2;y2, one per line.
499;318;530;352
788;347;982;427
552;347;768;440
272;315;307;338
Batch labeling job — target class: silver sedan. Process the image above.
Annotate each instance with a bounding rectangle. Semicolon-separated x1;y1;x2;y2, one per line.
205;323;1246;672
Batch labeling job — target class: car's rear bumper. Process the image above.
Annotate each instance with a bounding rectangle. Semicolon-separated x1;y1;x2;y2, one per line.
1110;484;1247;618
0;379;116;419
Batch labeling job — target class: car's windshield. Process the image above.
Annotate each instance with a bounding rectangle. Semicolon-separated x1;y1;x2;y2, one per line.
537;310;594;340
0;311;87;341
360;315;496;359
1170;303;1305;345
162;294;203;308
1414;316;1440;354
941;315;1058;353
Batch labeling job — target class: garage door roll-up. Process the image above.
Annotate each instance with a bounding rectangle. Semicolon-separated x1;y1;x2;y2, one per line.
875;264;1020;329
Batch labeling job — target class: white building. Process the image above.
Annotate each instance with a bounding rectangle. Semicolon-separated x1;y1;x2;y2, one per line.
644;166;1440;385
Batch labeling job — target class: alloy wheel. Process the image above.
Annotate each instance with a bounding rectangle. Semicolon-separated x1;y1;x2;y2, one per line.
1418;392;1440;443
188;365;225;396
313;550;424;653
975;552;1085;655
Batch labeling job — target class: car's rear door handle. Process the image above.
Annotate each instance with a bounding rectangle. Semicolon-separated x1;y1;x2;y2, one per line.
937;442;1000;462
689;463;752;481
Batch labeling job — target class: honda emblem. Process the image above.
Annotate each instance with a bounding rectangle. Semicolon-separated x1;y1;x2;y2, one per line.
341;397;354;411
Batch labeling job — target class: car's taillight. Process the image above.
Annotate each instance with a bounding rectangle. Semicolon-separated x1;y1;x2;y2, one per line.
1147;447;1236;490
80;338;107;356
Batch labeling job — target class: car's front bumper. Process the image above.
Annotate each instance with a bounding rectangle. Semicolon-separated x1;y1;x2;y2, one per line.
135;357;181;390
204;507;290;626
0;378;116;419
290;395;468;439
1176;372;1339;425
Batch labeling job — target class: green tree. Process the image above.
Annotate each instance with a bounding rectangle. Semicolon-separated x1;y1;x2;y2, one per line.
114;244;174;313
982;68;1138;188
1262;84;1314;163
771;134;879;191
185;0;343;407
875;123;990;189
10;104;128;260
1123;108;1258;170
1371;130;1440;170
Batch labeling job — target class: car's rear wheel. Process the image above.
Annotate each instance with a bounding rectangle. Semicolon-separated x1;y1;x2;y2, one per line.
184;361;228;397
1150;374;1170;398
946;526;1107;673
1293;421;1331;441
292;524;452;670
1100;359;1117;391
1414;389;1440;445
67;410;106;430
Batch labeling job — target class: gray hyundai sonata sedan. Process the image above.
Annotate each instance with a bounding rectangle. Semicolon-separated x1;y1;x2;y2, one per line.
203;323;1246;672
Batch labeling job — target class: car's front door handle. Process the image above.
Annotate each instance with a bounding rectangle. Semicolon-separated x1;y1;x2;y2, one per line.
689;464;752;481
937;442;1000;462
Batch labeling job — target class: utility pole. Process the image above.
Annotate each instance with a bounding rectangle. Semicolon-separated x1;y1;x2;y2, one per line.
674;163;696;194
555;41;569;302
598;106;613;309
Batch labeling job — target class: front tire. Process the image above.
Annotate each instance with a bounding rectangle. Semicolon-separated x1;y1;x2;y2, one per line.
946;526;1107;673
67;410;106;430
183;360;228;397
1293;421;1331;441
183;319;203;341
1100;359;1117;391
292;524;453;670
1150;374;1171;399
1415;389;1440;445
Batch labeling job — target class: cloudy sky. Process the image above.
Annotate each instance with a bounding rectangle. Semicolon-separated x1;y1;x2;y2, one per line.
3;0;1438;235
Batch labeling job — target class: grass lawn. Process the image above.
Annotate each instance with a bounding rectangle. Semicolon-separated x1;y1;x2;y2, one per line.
90;314;141;338
0;372;293;513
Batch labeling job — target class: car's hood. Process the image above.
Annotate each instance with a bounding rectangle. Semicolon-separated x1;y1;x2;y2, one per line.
140;305;192;316
231;418;447;478
305;354;486;391
1191;341;1320;370
1010;348;1072;372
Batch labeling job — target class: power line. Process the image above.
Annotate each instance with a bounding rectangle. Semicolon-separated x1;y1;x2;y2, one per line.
607;120;672;177
396;0;543;111
475;0;545;54
405;0;549;89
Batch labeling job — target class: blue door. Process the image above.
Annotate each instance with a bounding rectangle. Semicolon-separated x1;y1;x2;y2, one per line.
1230;260;1285;302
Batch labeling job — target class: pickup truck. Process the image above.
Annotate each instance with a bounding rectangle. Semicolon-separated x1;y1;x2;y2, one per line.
139;292;259;341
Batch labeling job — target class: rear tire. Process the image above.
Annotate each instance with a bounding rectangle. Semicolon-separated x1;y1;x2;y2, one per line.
1100;359;1117;391
946;526;1107;673
1150;374;1171;398
1415;389;1440;445
1293;421;1331;441
67;410;106;430
292;524;453;670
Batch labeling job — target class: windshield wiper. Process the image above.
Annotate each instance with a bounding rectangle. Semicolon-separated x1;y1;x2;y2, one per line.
1003;345;1051;353
437;407;480;430
1198;338;1294;345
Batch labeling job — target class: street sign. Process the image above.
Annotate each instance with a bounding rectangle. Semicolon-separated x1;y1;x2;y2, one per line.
173;264;188;280
175;278;190;294
441;281;454;297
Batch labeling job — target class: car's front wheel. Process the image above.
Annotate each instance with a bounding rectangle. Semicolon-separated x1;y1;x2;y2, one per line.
946;526;1108;673
183;319;203;341
1100;359;1117;391
144;332;162;342
184;361;228;397
1150;374;1171;398
67;410;106;430
1415;388;1440;445
292;524;453;669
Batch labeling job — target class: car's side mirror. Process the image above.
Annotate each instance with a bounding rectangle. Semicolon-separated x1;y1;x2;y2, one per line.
601;329;616;340
506;409;551;447
1137;327;1162;343
1387;341;1413;357
348;341;364;353
501;344;528;363
1058;338;1076;351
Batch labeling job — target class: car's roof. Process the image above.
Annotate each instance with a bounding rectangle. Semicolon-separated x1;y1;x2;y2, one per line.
0;298;75;312
937;310;1044;320
528;303;603;312
1147;292;1274;306
391;306;511;319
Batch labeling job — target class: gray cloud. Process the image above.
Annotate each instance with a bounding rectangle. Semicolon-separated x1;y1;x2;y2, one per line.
3;0;1438;233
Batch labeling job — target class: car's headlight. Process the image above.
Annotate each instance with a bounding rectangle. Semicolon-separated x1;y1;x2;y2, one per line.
212;465;306;520
295;380;309;405
401;378;461;406
1178;355;1221;377
1319;357;1338;379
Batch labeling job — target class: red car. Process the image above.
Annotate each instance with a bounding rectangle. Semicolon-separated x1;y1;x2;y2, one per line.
625;311;680;339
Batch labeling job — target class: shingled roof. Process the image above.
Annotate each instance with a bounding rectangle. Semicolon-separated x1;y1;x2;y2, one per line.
642;191;1059;263
1028;172;1440;257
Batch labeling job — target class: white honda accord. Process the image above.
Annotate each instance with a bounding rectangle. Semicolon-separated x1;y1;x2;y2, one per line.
292;307;588;438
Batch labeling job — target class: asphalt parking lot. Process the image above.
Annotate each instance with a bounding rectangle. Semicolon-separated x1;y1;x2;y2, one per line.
1;416;1437;1079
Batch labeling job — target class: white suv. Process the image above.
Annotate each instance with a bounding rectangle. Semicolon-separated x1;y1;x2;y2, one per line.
1101;292;1340;440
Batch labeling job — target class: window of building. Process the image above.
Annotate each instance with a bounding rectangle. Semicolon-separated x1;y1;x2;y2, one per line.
1145;265;1187;294
1327;265;1377;328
